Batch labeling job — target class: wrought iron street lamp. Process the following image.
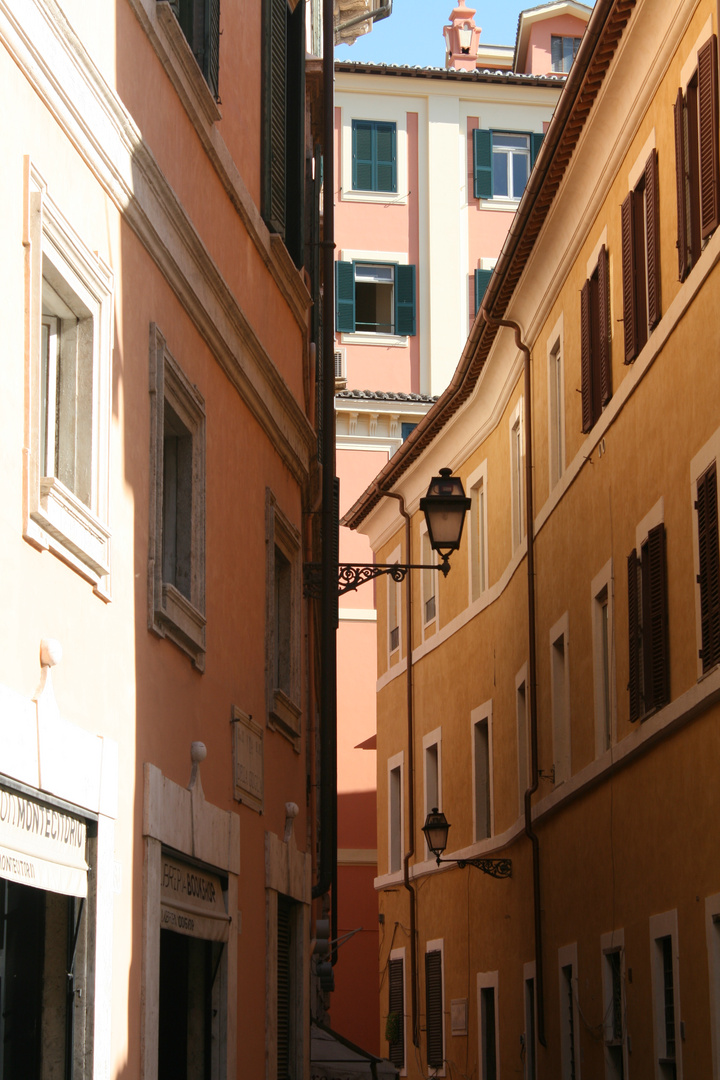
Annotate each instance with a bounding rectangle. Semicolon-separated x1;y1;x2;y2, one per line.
422;808;512;879
305;468;471;597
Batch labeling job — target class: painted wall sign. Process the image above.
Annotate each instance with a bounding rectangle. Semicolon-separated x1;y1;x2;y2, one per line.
0;786;88;897
232;707;263;812
160;854;229;942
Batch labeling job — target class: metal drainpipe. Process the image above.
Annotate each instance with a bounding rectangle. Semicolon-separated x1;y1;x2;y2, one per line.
377;486;419;1047
313;0;337;919
481;311;545;1048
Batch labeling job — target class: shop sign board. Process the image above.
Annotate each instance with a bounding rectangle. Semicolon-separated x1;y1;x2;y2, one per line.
160;853;229;942
0;785;88;897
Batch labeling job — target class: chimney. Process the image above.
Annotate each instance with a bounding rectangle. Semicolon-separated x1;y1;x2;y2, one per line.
443;1;481;71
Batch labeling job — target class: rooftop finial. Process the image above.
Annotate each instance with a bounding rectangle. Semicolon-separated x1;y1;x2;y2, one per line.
444;1;481;71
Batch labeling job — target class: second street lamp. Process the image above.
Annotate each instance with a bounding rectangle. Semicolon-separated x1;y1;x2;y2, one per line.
304;467;472;597
422;808;512;879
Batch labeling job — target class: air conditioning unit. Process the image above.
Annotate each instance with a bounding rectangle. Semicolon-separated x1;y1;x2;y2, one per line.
334;347;347;384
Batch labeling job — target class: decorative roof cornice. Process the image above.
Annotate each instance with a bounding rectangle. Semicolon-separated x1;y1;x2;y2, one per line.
336;389;438;404
334;60;566;87
342;0;637;530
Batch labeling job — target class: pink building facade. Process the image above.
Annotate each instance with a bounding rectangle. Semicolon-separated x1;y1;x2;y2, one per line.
331;0;590;1052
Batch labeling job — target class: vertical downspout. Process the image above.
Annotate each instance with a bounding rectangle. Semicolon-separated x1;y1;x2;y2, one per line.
313;0;337;938
482;312;545;1047
379;487;419;1047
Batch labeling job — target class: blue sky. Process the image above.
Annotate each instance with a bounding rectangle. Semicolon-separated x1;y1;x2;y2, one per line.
335;0;595;68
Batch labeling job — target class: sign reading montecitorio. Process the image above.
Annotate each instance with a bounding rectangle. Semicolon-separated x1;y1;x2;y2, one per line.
0;786;88;897
159;853;230;942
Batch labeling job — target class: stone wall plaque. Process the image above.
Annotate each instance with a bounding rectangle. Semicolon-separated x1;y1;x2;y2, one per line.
232;707;263;813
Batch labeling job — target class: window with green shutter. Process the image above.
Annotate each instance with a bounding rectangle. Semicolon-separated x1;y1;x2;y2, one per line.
167;0;220;98
474;268;493;313
352;120;397;193
473;130;544;200
335;261;416;336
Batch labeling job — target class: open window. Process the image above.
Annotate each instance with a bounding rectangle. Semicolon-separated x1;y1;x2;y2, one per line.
473;130;543;201
167;0;220;96
628;520;669;722
336;260;416;338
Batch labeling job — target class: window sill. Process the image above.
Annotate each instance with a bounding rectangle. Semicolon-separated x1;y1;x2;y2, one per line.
341;189;408;206
269;688;302;745
152;581;206;671
478;198;520;212
28;478;111;586
341;333;408;348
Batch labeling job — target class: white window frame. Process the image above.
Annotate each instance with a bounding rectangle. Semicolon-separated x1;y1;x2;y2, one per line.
467;459;489;603
476;970;499;1080
601;930;628;1080
339;100;409;206
550;613;571;785
471;700;493;842
706;894;720;1079
690;427;720;680
516;665;529;818
388;751;404;876
649;910;683;1080
148;324;207;670
265;489;303;745
421;522;438;633
422;728;442;859
547;314;565;490
425;938;446;1078
592;560;616;757
510;399;525;552
387;543;403;665
492;132;531;201
339;248;410;347
23;161;113;593
558;943;581;1080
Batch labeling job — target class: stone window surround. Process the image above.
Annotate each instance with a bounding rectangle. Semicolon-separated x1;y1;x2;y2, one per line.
23;160;114;595
148;323;206;671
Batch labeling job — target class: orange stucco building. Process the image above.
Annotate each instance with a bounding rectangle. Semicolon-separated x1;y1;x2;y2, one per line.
345;0;720;1074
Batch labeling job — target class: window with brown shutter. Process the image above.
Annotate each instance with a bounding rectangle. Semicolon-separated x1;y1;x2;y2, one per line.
387;957;405;1069
580;245;611;431
622;150;660;364
696;462;720;672
425;949;444;1069
627;522;669;721
674;36;720;280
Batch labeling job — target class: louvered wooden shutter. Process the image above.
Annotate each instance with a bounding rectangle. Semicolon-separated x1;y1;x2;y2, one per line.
395;264;416;336
580;279;593;433
644;523;669;711
598;245;612;405
674;87;689;281
207;0;220;98
388;958;405;1068
628;549;640;722
475;268;493;313
697;35;720;239
645;149;661;329
621;191;637;363
375;122;397;193
473;130;493;199
262;0;287;236
335;262;355;333
425;950;444;1069
697;463;720;671
277;895;291;1080
531;132;544;167
352;121;374;191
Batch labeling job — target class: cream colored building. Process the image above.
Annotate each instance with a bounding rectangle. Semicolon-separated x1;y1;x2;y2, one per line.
344;0;720;1074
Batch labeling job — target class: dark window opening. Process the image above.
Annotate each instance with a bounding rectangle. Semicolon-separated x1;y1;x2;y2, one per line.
628;522;669;721
387;958;405;1068
696;461;720;671
425;950;443;1069
168;0;220;97
480;986;496;1080
580;246;611;432
163;401;193;601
